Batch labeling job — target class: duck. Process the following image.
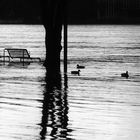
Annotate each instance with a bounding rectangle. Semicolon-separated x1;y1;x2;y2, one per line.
121;71;129;78
77;64;85;69
71;70;80;76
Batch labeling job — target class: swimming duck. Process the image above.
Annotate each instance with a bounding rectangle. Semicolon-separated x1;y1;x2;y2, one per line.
77;64;85;69
71;70;80;76
121;71;129;78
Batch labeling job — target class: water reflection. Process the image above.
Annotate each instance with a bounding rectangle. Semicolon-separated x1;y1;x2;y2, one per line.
3;62;31;68
40;73;72;140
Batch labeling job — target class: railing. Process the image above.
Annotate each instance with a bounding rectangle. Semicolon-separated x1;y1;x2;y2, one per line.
3;48;41;62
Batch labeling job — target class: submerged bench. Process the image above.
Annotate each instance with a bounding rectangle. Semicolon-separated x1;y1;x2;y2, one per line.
3;48;41;62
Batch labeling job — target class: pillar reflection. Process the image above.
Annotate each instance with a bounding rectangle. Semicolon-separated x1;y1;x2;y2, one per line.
40;73;72;140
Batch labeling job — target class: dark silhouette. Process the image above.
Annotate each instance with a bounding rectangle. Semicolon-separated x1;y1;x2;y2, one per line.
40;0;65;78
3;48;41;63
121;71;129;78
39;1;70;138
77;64;85;69
39;72;72;140
71;70;80;76
1;0;140;24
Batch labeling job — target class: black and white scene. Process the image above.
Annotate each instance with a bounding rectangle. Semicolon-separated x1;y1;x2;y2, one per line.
0;0;140;140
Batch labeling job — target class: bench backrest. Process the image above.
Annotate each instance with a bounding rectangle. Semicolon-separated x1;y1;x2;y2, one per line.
6;49;30;58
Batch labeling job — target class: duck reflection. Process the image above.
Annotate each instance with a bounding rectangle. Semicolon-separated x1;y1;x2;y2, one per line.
40;73;72;139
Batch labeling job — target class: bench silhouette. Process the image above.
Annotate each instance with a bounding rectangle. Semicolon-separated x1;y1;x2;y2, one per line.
3;48;41;62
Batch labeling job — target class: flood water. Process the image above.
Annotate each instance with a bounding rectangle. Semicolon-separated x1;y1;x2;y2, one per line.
0;25;140;140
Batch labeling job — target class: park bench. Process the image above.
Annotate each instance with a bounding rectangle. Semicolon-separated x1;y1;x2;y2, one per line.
3;48;41;62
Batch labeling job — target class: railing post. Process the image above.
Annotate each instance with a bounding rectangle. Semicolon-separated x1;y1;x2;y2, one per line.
3;49;5;64
64;0;67;75
23;49;24;65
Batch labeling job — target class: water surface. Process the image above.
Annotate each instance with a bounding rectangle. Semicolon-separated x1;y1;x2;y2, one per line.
0;25;140;140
